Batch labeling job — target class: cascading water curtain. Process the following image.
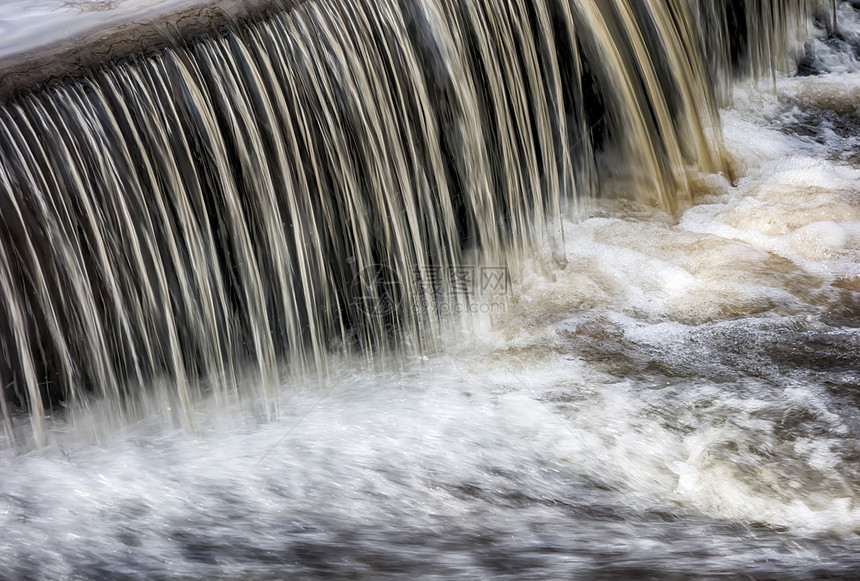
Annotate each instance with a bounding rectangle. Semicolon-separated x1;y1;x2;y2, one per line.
0;0;823;444
691;0;825;102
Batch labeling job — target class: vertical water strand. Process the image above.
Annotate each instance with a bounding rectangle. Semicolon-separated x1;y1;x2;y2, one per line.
0;115;78;411
406;0;501;267
670;0;724;171
765;0;778;86
226;26;329;378
141;53;244;410
20;93;124;407
751;0;817;82
187;40;281;406
570;0;674;207
0;141;47;443
173;43;280;407
493;0;566;260
38;88;131;408
688;0;817;102
321;0;438;348
488;0;551;250
249;2;406;360
548;0;599;209
831;0;838;34
302;1;431;352
106;61;202;424
230;22;345;375
249;13;363;358
461;0;540;260
96;63;204;414
606;0;690;209
133;54;237;402
59;81;155;404
368;0;465;305
0;242;45;443
118;54;248;400
765;0;781;79
635;0;725;175
265;8;383;354
1;101;116;422
190;35;297;409
350;0;462;314
284;3;397;355
522;0;576;240
106;55;233;423
688;0;733;103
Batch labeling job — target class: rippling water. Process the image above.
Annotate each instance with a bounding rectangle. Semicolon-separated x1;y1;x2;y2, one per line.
2;3;860;580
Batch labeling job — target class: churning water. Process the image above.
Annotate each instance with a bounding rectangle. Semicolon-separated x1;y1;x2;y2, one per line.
1;0;859;579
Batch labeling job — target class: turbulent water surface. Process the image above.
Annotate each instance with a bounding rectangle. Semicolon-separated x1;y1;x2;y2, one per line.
2;2;860;580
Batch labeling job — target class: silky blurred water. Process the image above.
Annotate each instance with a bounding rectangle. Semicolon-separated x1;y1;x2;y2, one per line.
1;2;860;580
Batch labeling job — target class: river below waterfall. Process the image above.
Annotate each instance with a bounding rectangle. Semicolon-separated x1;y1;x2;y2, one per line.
2;3;860;580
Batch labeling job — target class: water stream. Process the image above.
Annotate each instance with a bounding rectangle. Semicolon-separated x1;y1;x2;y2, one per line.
1;0;859;578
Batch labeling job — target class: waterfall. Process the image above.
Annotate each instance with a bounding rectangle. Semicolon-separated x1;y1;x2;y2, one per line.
0;0;823;444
